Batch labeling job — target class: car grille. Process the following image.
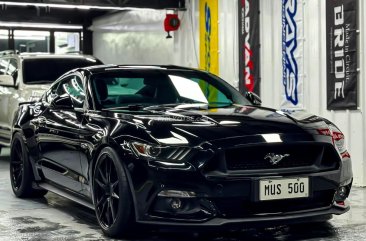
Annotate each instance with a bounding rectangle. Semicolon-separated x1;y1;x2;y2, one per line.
225;144;339;171
212;190;335;218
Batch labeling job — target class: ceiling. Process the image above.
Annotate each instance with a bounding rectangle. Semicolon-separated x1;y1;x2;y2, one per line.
0;0;185;26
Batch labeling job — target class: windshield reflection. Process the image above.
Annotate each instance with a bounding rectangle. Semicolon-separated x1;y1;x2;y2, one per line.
92;69;250;111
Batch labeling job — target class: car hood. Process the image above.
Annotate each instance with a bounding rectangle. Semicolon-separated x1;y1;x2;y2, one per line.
112;105;332;146
21;84;50;102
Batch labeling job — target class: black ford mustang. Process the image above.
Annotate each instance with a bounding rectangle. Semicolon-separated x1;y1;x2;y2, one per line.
10;65;352;238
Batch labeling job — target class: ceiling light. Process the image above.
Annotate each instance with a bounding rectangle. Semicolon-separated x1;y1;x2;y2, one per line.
0;22;83;29
0;1;157;11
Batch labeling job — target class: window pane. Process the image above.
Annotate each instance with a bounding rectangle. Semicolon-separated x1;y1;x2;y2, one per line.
0;59;9;75
107;78;144;95
14;30;50;53
0;30;8;51
58;76;84;108
55;32;80;54
7;59;17;75
23;58;100;84
169;75;208;103
90;70;246;110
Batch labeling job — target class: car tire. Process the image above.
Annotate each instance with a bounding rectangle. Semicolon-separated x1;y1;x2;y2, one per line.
93;147;136;238
10;132;47;198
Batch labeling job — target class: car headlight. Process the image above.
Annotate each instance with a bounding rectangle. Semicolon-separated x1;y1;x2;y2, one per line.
130;142;191;161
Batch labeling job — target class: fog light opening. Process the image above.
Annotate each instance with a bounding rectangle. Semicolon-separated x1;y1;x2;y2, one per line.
170;198;182;210
335;186;349;202
158;190;196;198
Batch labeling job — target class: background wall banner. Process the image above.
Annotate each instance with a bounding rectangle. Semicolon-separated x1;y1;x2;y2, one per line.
199;0;219;102
238;0;260;95
199;0;219;75
326;0;358;110
281;0;304;109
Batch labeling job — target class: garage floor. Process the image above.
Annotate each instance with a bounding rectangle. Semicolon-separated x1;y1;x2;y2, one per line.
0;148;364;241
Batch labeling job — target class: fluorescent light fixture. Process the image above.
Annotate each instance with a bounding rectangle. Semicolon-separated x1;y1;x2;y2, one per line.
0;22;82;29
14;30;50;36
14;36;46;40
0;1;157;11
262;134;282;143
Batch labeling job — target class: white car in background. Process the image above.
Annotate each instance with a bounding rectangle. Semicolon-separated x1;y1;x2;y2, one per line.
0;51;102;153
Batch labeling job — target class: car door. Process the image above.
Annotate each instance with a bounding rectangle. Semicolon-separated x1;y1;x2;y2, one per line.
37;74;85;193
0;58;19;144
0;58;10;142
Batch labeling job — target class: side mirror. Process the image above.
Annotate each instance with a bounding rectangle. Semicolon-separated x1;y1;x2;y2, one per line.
0;75;15;87
246;92;262;106
51;94;74;109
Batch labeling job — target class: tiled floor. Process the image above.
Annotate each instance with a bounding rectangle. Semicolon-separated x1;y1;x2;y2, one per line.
0;148;364;241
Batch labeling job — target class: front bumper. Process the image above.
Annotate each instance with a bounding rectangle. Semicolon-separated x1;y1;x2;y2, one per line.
123;132;353;228
127;160;352;227
137;205;349;228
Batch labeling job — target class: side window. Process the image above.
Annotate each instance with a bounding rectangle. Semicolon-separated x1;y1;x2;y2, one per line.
0;59;9;75
57;75;85;108
7;59;18;76
44;83;60;104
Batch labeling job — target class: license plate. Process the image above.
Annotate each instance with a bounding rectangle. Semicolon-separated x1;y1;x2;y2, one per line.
259;177;309;201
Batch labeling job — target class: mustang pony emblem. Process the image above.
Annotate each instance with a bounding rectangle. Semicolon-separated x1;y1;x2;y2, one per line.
264;153;290;165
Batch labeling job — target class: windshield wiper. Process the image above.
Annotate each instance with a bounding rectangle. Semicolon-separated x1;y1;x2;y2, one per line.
103;102;236;112
144;102;236;111
144;103;209;111
102;104;144;111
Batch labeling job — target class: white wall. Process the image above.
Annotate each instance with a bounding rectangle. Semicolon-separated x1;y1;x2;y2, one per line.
173;0;200;69
91;10;174;65
260;0;365;186
173;0;239;87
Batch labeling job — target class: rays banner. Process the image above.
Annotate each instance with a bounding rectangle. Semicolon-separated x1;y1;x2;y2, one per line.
281;0;304;109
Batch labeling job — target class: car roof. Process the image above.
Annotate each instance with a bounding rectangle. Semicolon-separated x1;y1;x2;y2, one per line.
19;53;98;60
82;64;202;74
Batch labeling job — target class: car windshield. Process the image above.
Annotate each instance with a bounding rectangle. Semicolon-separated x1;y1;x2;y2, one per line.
23;57;101;84
91;69;251;110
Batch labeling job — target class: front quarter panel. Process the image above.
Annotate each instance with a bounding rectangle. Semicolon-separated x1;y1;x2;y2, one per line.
13;101;46;180
79;111;158;198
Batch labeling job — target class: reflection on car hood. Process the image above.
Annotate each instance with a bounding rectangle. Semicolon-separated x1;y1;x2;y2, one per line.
110;105;331;145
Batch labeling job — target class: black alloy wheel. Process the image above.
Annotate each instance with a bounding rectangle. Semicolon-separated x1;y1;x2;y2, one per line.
11;138;24;191
93;147;135;238
10;132;47;198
